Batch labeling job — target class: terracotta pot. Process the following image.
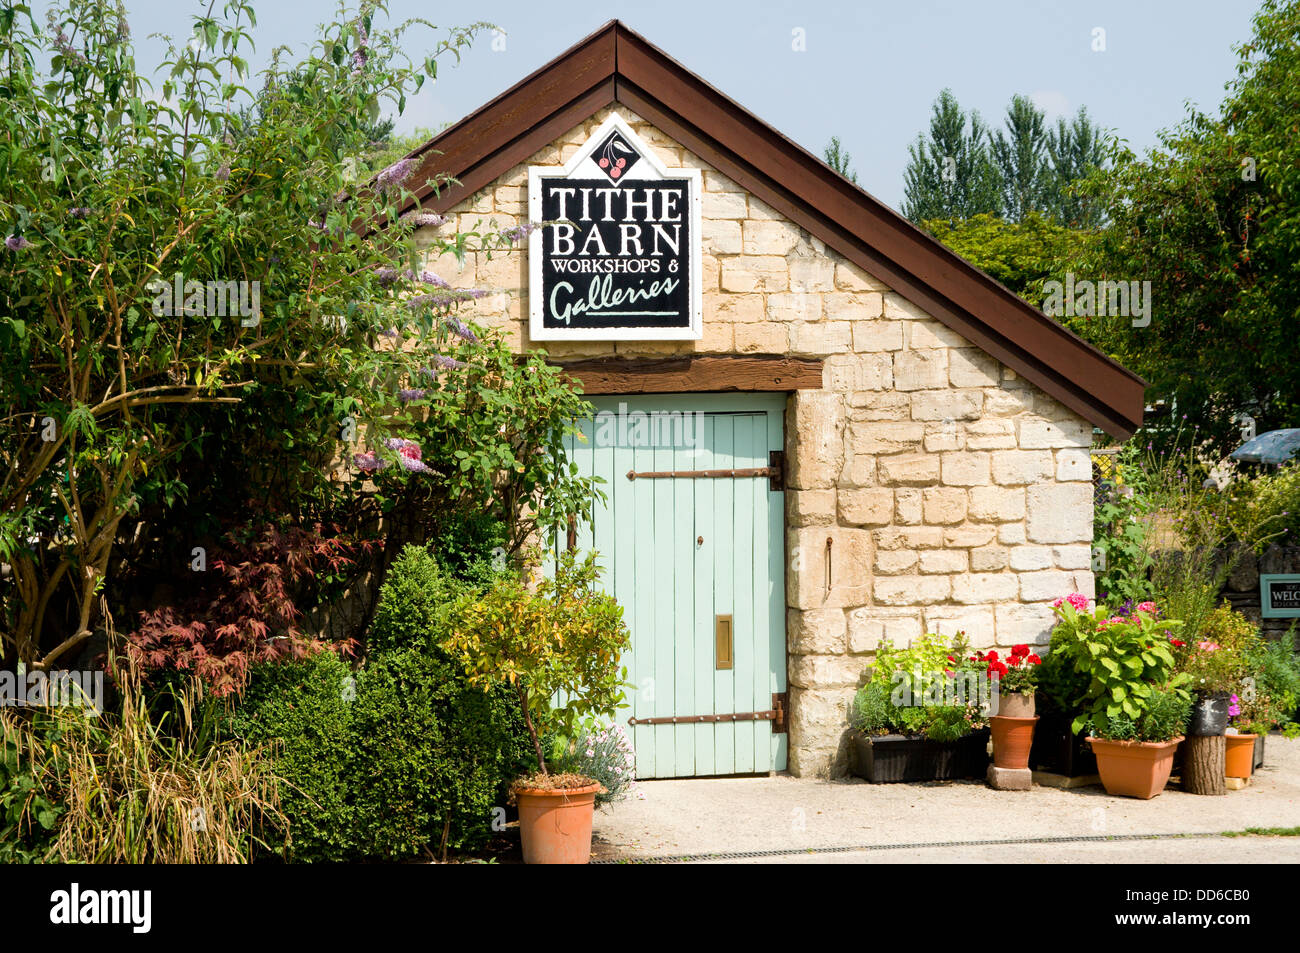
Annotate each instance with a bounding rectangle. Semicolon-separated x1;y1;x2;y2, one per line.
1088;736;1183;799
1224;733;1258;780
515;782;602;864
997;691;1035;719
990;715;1038;769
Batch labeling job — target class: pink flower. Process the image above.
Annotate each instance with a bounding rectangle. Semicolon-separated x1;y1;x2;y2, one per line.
1198;641;1220;652
1051;593;1090;611
1135;601;1158;616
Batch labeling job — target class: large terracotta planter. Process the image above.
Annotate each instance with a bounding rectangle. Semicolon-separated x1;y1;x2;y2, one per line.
515;782;602;864
990;715;1038;769
1088;736;1183;799
997;691;1035;719
1224;733;1258;780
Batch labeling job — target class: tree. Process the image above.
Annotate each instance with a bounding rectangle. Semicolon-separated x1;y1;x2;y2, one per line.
0;1;593;668
1046;107;1108;228
1060;0;1300;456
990;95;1053;222
921;213;1083;305
823;136;857;184
903;90;1002;222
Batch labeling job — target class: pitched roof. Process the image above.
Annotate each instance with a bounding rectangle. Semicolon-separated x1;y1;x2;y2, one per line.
397;20;1146;438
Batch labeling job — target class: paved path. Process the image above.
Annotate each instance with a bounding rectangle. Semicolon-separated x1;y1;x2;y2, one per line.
591;736;1300;864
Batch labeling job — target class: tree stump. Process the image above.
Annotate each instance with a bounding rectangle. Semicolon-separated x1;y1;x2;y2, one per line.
1182;735;1226;795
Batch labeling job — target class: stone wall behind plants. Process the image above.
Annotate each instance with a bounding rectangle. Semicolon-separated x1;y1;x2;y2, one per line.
1221;544;1300;644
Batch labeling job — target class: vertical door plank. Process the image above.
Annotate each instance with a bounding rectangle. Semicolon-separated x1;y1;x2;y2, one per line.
672;416;696;777
711;415;735;775
652;432;676;774
766;400;789;771
631;434;656;778
692;414;716;776
732;414;757;775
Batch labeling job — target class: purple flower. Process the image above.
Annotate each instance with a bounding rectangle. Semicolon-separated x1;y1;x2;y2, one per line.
422;355;466;374
4;234;33;251
353;451;388;473
398;388;426;403
376;157;418;192
401;211;446;227
443;316;479;343
215;164;230;182
67;207;92;219
374;266;399;286
406;269;449;288
378;327;400;339
499;223;538;244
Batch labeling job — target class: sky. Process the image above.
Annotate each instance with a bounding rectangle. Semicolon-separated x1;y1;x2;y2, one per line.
39;0;1262;211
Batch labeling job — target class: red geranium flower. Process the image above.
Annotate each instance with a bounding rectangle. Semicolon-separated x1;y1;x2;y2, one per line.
1026;654;1042;665
1011;644;1030;658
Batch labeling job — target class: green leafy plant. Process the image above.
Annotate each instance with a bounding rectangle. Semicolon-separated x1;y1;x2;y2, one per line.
1050;600;1188;736
1089;686;1190;743
446;550;631;781
550;721;639;808
851;632;986;740
1173;605;1255;696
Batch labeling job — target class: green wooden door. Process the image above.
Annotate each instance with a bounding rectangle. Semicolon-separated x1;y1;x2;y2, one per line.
561;394;787;778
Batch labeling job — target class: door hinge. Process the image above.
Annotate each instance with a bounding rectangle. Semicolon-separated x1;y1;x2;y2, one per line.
772;691;788;734
768;450;785;491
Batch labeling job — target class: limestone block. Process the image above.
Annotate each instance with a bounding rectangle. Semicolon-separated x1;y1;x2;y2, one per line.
984;387;1035;417
1019;570;1077;602
722;256;788;293
952;573;1019;604
703;191;748;220
852;320;904;352
834;262;890;293
971;546;1010;571
875;526;945;550
714;294;765;323
743;219;802;256
848;421;924;455
924;605;996;645
987;766;1033;790
912;390;983;421
787;489;837;527
766;292;822;323
965;419;1018;450
1053;545;1093;570
702;218;742;255
787;525;872;609
893;349;948;391
1026;484;1093;543
968;486;1026;523
704;170;744;192
838;487;894;526
1019;418;1092;449
1009;547;1054;572
735;323;789;353
848;607;923;653
874;574;952;606
941;451;991;486
895;488;922;524
847;391;911;420
882;293;931;320
824;353;893;392
789;257;836;293
787;607;848;655
991;450;1054;485
924;424;964;452
824;292;883;321
790;321;852;356
998;523;1027;545
944;525;998;548
995;603;1058;645
876;549;918;574
908;321;969;349
1056;448;1092;481
920;549;969;574
787;391;844;490
789;654;864;690
879;453;940;486
949;349;1001;388
923;487;968;525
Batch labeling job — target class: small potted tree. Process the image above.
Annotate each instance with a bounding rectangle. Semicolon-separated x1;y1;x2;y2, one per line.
978;645;1041;769
446;551;630;864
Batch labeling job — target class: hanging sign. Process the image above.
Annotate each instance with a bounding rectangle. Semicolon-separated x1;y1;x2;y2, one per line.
529;114;702;341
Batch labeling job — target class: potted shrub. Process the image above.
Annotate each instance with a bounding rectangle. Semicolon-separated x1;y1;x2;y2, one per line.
976;645;1041;769
849;632;989;783
446;551;631;864
1173;606;1253;736
1031;594;1099;776
1087;687;1191;799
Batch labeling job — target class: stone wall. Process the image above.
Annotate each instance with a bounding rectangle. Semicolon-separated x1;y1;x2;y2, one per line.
1221;545;1300;643
417;105;1096;778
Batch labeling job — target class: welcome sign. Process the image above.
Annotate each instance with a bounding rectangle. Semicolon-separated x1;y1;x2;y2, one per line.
529;114;702;340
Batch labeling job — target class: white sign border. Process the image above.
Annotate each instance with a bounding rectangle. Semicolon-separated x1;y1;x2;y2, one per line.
528;113;703;342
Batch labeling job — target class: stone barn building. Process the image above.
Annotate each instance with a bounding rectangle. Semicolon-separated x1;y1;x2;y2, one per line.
403;22;1145;778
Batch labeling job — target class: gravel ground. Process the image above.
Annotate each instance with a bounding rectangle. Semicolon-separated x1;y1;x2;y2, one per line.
590;735;1300;863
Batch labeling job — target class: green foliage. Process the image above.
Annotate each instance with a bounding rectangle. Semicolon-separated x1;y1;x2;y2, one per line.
0;717;64;863
1175;605;1255;695
1060;0;1300;457
367;544;452;655
1242;624;1300;734
1050;602;1189;736
851;632;985;739
1090;686;1191;742
446;550;631;775
1092;447;1154;605
903;89;1003;222
823;136;858;184
921;212;1082;304
1222;463;1300;550
229;646;529;862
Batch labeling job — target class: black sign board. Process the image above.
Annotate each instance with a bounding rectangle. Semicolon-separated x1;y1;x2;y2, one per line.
1261;574;1300;618
529;116;702;341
